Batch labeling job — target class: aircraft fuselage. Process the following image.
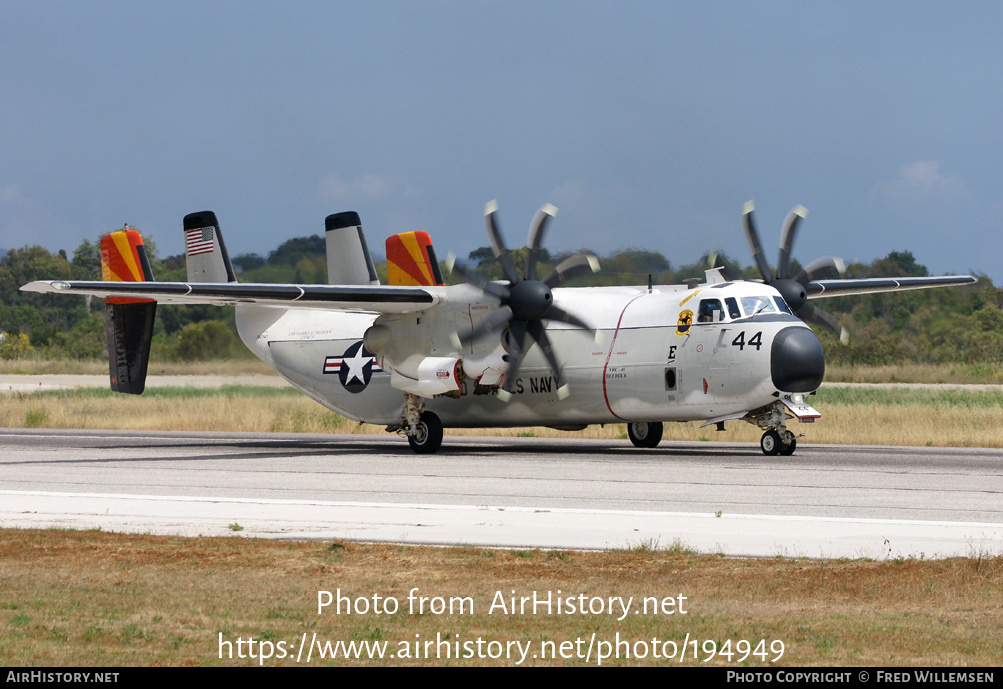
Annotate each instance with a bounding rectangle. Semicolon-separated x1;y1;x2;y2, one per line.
236;280;823;429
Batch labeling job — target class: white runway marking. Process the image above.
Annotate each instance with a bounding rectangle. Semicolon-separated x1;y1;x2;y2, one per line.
3;489;1001;559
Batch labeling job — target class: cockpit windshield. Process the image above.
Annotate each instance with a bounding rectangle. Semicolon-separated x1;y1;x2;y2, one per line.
741;296;777;317
773;296;793;314
695;294;793;322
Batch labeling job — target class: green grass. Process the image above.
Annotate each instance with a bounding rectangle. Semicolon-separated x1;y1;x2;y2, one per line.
816;386;1003;408
28;385;301;400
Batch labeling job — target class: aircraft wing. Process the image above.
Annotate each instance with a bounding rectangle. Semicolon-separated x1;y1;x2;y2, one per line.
21;280;440;314
806;275;977;298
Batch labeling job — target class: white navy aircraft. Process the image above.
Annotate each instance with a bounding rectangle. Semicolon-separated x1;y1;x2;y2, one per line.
23;201;976;455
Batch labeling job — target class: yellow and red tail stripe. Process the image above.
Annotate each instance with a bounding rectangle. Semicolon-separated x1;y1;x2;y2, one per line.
385;231;444;287
100;230;155;304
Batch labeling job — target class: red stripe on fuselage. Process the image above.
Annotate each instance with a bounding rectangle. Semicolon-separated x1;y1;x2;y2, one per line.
601;293;649;420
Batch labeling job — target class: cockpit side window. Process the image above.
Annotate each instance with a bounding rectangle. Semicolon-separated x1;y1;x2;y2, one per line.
725;297;741;319
697;298;726;323
773;296;793;314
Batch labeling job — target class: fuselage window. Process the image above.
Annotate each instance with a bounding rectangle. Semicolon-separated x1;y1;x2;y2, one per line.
697;299;726;323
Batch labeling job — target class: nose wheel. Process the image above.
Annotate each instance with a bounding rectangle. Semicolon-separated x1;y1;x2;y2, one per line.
760;430;797;456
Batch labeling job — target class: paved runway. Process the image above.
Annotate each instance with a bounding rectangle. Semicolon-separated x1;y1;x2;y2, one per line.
1;428;1000;559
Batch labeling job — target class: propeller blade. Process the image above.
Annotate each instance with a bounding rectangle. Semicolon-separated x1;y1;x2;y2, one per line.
456;305;514;346
527;320;570;398
447;258;511;300
742;200;774;283
776;205;807;280
799;303;849;344
526;203;557;281
502;319;528;392
542;252;600;287
541;303;595;336
792;255;846;285
484;200;520;284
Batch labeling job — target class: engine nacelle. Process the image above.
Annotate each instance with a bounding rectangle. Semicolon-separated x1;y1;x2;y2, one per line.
390;356;464;398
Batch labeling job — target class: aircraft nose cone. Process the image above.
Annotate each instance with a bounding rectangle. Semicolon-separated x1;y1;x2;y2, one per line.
771;326;825;392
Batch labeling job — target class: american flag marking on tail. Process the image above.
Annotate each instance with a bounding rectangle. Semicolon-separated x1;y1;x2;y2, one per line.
185;227;215;256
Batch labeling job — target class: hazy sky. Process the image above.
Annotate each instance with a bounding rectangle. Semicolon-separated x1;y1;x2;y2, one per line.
2;1;1000;281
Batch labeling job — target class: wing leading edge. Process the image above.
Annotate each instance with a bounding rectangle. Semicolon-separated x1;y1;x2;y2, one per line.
21;280;440;314
806;275;977;298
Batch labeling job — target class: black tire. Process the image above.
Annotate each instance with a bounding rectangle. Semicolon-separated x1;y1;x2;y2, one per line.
779;437;797;456
627;421;663;448
760;430;782;456
408;411;443;454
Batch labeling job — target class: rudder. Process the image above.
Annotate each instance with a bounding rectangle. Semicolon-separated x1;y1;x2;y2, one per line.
100;230;157;394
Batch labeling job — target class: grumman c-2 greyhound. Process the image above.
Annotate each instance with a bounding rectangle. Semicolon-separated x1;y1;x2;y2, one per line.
22;201;976;455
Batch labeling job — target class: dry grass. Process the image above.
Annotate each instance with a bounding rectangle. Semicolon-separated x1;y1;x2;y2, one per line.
1;529;1000;666
0;388;358;435
1;384;1002;448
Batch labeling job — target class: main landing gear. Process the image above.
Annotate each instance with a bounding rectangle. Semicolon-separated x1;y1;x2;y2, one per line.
408;411;443;454
398;392;444;454
627;421;663;449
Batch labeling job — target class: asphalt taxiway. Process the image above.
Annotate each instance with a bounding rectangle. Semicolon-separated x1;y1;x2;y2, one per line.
1;429;1000;559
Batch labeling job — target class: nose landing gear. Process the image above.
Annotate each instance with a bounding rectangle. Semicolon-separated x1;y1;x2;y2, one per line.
749;401;802;456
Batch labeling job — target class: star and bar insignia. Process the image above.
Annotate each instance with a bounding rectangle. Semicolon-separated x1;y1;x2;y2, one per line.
323;341;383;393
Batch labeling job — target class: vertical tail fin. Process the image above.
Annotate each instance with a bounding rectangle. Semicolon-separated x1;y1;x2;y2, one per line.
386;231;445;286
184;211;236;283
100;230;157;394
325;212;380;285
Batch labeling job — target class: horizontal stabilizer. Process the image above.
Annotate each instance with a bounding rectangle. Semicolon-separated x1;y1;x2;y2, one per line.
22;279;440;315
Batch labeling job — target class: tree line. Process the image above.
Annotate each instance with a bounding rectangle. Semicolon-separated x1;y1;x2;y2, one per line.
0;231;997;367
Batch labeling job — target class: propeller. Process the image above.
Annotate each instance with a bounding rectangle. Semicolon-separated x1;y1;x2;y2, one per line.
449;201;600;399
716;201;849;343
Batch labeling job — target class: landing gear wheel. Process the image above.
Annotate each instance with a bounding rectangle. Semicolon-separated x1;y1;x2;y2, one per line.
408;411;443;454
760;430;782;456
628;421;663;448
779;437;797;456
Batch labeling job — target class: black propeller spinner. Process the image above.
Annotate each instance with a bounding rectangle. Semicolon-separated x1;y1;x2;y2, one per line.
712;201;849;343
449;201;600;398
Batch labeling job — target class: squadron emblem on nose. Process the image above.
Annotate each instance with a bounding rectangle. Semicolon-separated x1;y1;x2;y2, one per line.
676;310;693;336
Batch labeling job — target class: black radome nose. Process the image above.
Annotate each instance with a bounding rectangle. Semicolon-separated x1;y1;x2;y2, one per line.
771;326;825;392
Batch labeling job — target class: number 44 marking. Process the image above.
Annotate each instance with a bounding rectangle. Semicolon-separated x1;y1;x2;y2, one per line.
731;331;763;351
